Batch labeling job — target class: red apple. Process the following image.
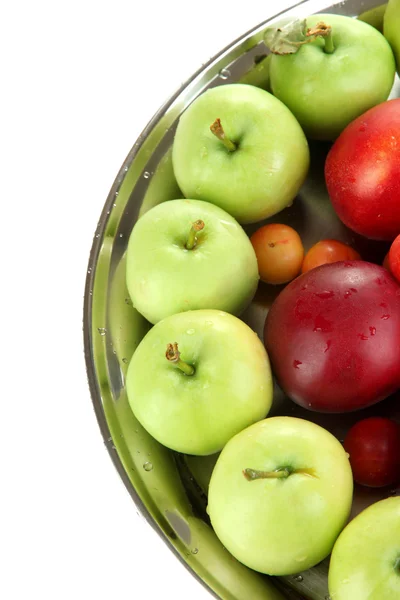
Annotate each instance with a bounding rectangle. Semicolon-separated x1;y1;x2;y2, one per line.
344;417;400;488
325;99;400;241
264;261;400;412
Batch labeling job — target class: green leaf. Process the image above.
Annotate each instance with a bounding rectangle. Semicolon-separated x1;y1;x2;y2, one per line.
264;18;309;55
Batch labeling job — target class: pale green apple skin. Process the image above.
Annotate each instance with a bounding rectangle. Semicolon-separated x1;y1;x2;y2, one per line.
208;417;353;576
126;310;273;455
126;199;259;324
270;14;396;140
384;0;400;73
172;84;309;224
329;497;400;600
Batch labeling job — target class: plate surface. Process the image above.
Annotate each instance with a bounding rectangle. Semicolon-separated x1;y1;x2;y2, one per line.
83;1;400;598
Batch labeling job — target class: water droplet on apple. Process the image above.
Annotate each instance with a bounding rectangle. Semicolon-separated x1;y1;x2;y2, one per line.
342;578;350;584
381;314;390;320
293;575;303;582
325;595;332;600
345;452;350;459
315;290;334;299
143;171;150;179
218;68;231;80
122;357;128;364
191;548;199;555
313;315;333;333
205;321;213;327
186;329;195;335
143;461;153;472
98;327;107;336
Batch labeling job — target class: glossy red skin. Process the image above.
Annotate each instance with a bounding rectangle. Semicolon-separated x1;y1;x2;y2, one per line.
264;261;400;413
325;99;400;241
344;417;400;488
389;234;400;283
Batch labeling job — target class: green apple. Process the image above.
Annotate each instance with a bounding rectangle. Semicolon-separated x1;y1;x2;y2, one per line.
208;417;353;576
358;3;387;32
126;199;259;324
172;83;309;224
265;14;395;140
384;0;400;73
126;309;273;455
329;497;400;599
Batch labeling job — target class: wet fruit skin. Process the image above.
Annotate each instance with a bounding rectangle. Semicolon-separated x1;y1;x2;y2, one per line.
250;223;304;284
325;99;400;241
344;417;400;488
301;239;360;273
264;261;400;413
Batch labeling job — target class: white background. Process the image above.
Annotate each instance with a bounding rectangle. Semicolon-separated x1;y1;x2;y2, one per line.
1;0;298;598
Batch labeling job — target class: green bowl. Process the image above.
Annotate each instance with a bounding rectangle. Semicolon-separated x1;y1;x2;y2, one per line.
83;1;399;598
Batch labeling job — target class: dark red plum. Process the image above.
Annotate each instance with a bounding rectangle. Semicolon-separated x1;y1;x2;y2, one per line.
264;261;400;413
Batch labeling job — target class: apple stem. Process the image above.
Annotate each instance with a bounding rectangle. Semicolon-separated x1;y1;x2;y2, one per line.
243;468;291;481
323;29;334;54
307;22;334;53
243;467;318;481
186;219;205;250
210;118;237;152
166;342;195;376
